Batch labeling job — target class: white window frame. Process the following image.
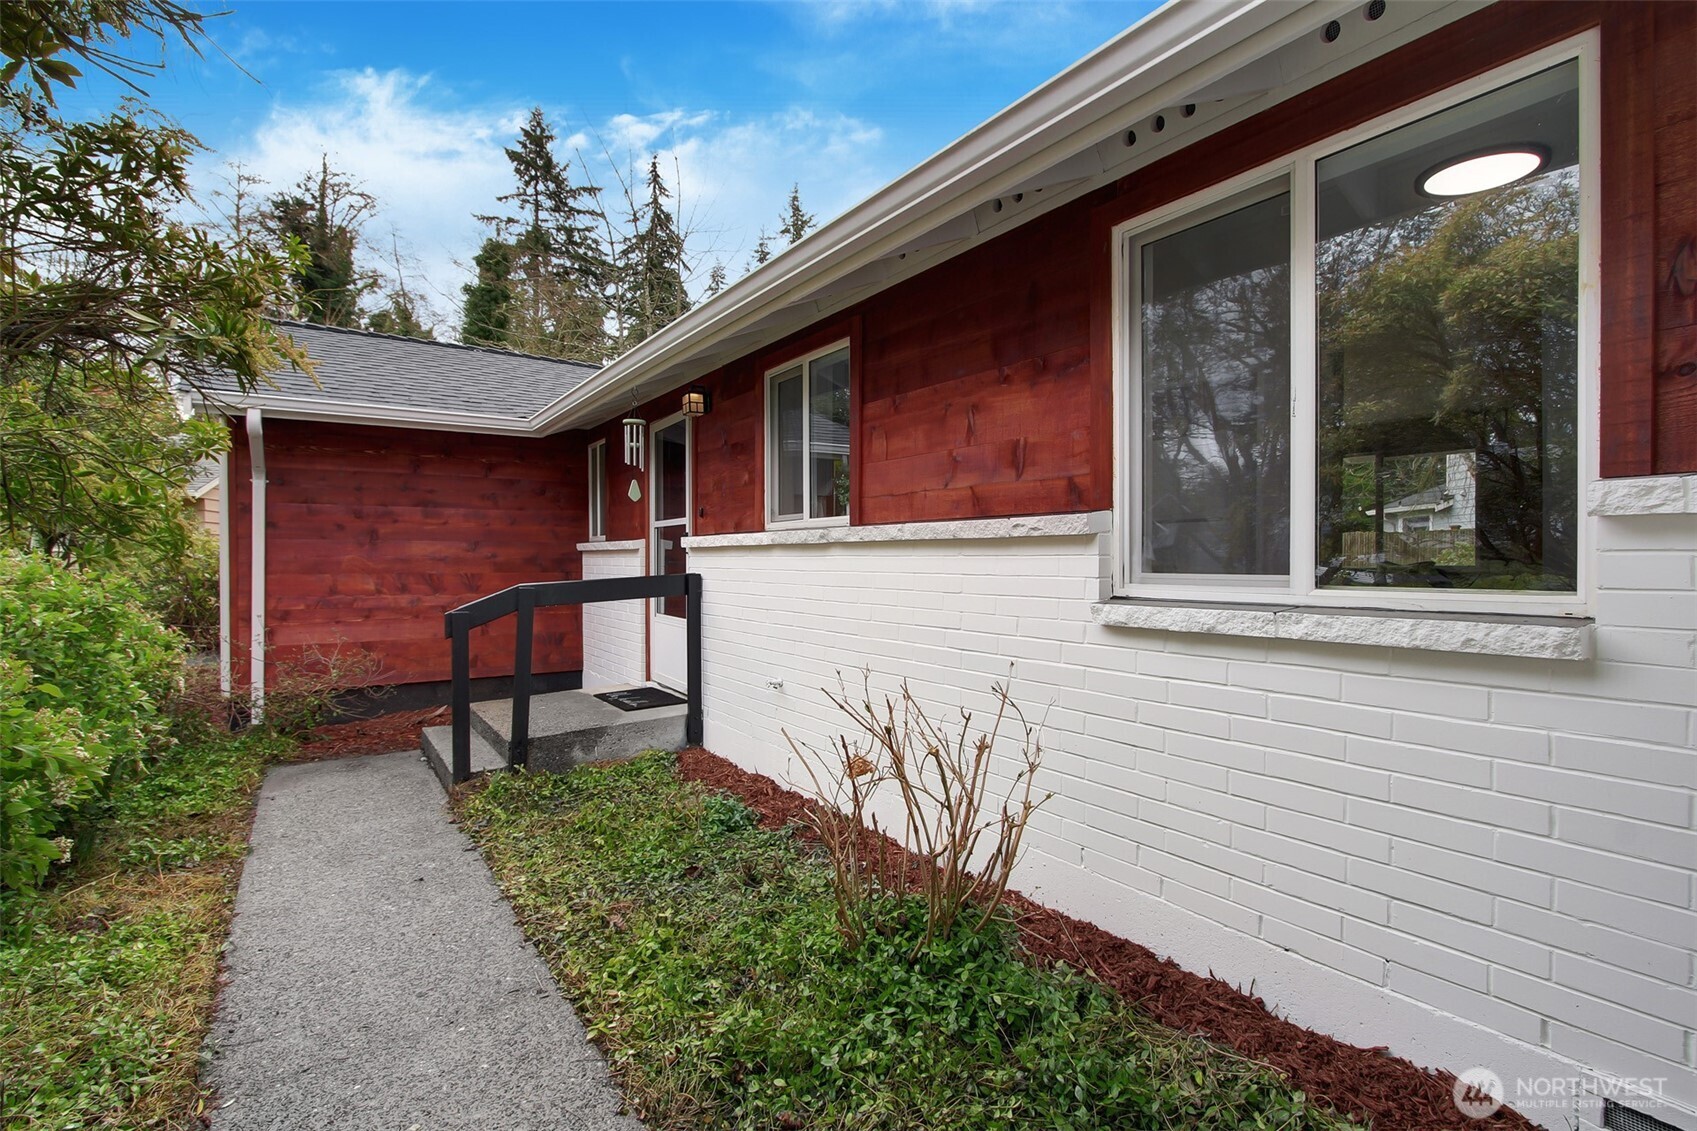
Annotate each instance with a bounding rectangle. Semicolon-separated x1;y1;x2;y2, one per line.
765;338;852;529
587;438;606;541
1111;34;1598;618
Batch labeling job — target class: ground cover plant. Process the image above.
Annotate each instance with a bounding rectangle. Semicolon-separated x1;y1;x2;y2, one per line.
0;720;287;1129
457;752;1353;1130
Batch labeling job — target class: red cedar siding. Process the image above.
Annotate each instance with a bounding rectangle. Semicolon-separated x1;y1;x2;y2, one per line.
1646;2;1697;474
230;419;587;686
580;0;1695;552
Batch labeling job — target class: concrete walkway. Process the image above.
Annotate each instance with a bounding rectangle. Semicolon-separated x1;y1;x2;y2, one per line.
205;750;643;1131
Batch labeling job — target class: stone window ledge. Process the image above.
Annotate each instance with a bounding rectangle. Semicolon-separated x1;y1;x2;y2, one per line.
1091;598;1593;661
578;539;645;553
1587;473;1697;516
684;511;1109;550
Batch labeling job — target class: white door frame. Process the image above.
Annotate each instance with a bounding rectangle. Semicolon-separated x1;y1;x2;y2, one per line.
648;412;691;691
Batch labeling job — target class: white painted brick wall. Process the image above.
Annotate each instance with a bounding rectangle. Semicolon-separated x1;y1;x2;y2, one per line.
579;542;645;689
685;508;1697;1130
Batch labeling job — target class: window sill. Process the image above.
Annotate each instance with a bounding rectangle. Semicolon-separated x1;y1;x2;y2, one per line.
1090;598;1593;661
578;539;645;553
1587;473;1697;516
686;512;1108;550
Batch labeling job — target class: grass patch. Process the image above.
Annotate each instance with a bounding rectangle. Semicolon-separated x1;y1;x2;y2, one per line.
458;752;1355;1130
0;728;290;1130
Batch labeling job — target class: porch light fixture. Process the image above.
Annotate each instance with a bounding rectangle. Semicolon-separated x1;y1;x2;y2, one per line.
1418;145;1548;198
681;385;712;418
622;415;646;470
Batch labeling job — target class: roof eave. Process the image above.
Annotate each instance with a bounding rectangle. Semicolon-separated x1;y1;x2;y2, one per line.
187;390;547;437
532;0;1355;434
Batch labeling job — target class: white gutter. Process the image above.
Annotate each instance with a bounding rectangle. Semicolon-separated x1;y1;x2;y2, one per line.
245;408;267;722
192;390;545;437
217;448;232;695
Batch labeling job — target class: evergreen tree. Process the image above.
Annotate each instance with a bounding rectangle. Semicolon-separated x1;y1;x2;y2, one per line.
1;0;308;563
752;229;773;266
259;155;378;327
476;107;611;361
460;237;514;347
616;154;691;346
366;294;433;339
705;260;727;296
779;182;815;245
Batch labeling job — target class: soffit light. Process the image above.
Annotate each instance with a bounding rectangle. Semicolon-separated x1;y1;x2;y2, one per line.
1418;146;1548;198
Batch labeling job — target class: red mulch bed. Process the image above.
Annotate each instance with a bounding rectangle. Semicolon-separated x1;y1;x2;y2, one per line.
675;746;1535;1131
290;707;447;762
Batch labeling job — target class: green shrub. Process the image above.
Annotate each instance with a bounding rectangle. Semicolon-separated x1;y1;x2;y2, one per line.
0;552;184;890
132;524;221;652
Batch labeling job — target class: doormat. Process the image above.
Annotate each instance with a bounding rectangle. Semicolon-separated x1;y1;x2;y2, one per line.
595;686;687;712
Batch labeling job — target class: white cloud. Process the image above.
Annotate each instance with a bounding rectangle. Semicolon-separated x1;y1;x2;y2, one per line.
204;69;893;337
204;68;517;331
595;106;887;284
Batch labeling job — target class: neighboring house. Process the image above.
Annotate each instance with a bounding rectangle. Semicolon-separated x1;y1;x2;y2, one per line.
198;5;1696;1129
185;458;222;535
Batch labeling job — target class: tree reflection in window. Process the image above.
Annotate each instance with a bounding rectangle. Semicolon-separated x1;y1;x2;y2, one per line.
1316;62;1579;591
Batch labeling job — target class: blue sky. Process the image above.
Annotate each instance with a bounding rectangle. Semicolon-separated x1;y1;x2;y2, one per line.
67;1;1156;332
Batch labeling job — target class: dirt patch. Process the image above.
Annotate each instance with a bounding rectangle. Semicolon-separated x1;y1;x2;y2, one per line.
675;746;1535;1131
290;707;447;762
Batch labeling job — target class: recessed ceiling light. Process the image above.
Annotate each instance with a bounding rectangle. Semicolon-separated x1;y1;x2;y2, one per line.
1419;146;1549;197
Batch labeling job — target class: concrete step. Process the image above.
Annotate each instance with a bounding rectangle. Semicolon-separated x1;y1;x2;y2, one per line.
471;688;686;775
421;724;508;790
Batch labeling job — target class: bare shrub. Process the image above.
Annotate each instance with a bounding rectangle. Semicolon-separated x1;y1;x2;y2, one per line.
788;673;1051;955
162;639;393;740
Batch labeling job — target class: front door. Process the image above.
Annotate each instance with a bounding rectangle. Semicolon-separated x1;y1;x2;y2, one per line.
648;414;690;691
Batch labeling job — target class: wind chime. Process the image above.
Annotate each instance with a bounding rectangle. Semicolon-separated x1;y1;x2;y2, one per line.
622;393;645;471
621;394;646;502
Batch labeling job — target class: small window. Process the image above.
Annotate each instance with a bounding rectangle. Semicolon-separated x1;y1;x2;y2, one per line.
587;439;606;540
767;342;851;525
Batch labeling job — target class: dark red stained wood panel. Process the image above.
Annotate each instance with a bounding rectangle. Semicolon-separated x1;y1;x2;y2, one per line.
1600;3;1659;476
855;202;1104;524
1648;2;1697;473
230;419;586;687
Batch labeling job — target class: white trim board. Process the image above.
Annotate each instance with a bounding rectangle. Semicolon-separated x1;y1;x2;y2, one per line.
685;511;1110;550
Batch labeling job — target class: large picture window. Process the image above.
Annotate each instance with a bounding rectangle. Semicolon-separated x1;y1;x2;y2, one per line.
1121;54;1584;606
767;342;851;525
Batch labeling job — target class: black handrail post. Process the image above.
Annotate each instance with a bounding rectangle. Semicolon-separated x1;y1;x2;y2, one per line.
448;612;472;785
685;572;703;746
510;587;535;769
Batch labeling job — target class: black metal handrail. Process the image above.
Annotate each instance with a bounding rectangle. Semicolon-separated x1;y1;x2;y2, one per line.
443;573;703;784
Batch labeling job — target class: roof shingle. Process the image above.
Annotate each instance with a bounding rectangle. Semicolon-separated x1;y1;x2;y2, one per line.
201;321;600;422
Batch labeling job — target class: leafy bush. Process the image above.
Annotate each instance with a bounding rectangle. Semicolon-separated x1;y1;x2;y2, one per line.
461;755;1348;1130
0;552;183;890
132;524;221;652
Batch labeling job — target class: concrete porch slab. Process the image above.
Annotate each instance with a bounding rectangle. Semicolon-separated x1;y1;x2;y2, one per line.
472;688;686;775
422;687;687;789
